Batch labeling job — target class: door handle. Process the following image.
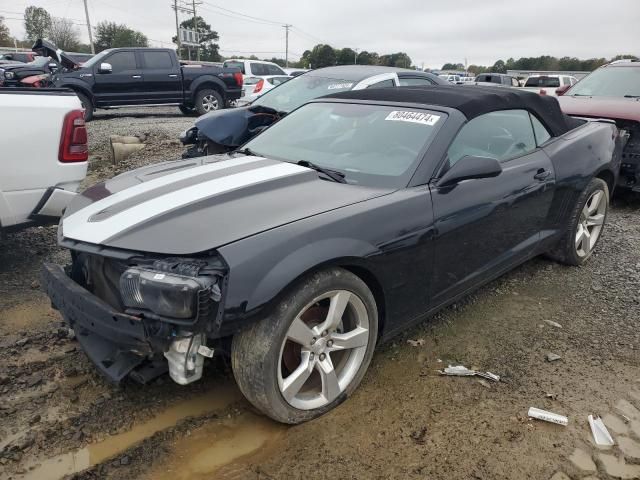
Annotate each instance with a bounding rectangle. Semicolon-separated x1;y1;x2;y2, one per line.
168;74;178;78
534;169;551;181
132;75;142;79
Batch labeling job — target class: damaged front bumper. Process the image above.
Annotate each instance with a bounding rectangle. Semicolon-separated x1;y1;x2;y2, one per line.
41;262;217;385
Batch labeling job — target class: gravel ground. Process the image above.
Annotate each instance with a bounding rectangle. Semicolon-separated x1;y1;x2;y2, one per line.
0;109;639;480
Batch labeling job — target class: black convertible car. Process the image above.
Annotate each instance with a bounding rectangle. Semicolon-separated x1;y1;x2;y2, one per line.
43;86;621;424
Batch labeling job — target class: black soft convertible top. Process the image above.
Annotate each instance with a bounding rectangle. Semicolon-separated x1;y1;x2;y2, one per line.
326;85;577;137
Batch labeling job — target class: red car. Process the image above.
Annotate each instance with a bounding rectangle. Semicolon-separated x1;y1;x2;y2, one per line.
556;60;640;192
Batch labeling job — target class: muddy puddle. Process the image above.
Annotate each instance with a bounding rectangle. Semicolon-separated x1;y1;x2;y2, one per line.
144;412;286;480
14;385;243;480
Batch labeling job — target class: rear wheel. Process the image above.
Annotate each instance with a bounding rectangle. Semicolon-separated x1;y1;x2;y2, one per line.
231;268;378;424
194;89;223;115
76;91;94;121
547;177;609;266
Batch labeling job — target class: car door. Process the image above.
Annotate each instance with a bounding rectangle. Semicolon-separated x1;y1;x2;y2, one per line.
93;50;143;106
429;109;555;306
139;50;182;103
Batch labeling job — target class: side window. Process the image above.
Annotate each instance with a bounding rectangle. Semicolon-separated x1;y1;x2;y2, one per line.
530;114;552;145
266;64;285;75
562;77;570;86
447;110;537;166
142;51;173;69
250;63;269;76
366;79;395;89
398;77;434;86
105;52;137;73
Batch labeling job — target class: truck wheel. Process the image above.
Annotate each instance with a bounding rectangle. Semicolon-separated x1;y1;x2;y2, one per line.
178;104;196;116
547;177;609;266
231;268;378;424
76;91;94;121
194;89;223;115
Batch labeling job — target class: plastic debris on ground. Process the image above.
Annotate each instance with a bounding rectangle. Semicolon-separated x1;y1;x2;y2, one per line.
528;407;568;426
407;338;425;347
546;353;562;362
438;365;500;382
543;320;563;328
588;414;615;446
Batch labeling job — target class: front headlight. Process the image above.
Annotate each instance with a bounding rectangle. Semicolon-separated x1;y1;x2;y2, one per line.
120;267;209;319
5;71;14;79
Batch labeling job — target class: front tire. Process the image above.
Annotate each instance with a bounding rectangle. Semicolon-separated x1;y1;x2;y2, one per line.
547;177;609;266
194;89;223;115
231;268;378;424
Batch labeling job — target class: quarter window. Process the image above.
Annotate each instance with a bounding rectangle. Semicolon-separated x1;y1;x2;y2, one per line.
398;77;435;86
367;79;395;88
530;114;552;145
105;51;137;72
447;110;537;166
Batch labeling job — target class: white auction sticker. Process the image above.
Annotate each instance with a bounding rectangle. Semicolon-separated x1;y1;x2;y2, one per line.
327;82;354;90
385;110;441;125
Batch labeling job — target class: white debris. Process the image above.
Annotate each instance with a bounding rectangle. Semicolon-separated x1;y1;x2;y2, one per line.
588;414;615;446
546;353;562;362
439;365;500;382
543;320;563;328
407;338;425;347
528;407;568;426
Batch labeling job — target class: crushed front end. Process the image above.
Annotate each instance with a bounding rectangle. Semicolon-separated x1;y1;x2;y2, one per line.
42;248;227;385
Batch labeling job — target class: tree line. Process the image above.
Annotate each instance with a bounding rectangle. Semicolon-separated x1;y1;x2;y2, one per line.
443;54;638;74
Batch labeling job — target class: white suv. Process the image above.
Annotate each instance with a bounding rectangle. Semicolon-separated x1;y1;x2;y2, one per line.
222;59;287;79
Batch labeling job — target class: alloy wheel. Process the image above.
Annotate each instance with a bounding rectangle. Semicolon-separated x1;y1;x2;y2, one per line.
202;94;219;112
277;290;370;410
575;189;606;258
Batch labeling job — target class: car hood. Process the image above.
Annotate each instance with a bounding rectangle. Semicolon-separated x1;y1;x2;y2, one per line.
32;38;78;69
558;95;640;122
61;155;391;254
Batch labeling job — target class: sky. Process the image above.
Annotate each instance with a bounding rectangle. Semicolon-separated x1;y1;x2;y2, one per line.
1;0;639;68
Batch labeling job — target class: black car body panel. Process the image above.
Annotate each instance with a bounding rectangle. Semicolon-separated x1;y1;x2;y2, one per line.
44;86;621;383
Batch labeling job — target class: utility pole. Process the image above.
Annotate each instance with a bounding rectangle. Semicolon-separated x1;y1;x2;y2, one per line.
354;48;359;64
173;0;181;59
82;0;95;54
283;24;291;67
192;0;199;61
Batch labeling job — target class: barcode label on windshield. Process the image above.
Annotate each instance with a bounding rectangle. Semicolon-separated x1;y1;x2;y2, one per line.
385;111;441;125
327;83;354;90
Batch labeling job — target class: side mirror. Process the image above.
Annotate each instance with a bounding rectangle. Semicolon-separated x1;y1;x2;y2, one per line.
436;155;502;187
555;84;571;96
98;62;112;74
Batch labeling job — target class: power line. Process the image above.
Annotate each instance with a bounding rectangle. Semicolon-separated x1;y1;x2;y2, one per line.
199;2;282;26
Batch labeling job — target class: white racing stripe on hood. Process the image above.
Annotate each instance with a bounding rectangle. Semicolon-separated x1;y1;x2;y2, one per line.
65;156;263;229
63;161;309;245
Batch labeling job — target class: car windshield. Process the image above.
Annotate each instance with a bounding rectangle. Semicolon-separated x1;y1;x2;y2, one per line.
251;74;358;113
81;50;111;69
568;66;640;97
525;76;560;87
243;102;445;188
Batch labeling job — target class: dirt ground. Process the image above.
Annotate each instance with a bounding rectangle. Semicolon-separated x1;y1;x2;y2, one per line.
1;108;639;480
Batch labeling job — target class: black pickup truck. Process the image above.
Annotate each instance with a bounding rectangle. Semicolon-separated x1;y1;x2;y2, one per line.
34;40;243;120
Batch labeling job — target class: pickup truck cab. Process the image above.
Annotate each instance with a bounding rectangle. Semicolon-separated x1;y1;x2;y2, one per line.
475;73;520;87
38;40;243;120
522;75;578;96
0;88;88;236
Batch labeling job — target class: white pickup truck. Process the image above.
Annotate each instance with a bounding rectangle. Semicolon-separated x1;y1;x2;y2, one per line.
0;88;88;235
522;75;578;96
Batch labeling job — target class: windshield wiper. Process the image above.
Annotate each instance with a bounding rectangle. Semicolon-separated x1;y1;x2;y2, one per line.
234;147;260;157
624;95;640;98
297;160;347;183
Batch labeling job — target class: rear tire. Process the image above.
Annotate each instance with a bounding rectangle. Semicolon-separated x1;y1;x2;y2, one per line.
546;177;609;266
75;91;94;121
194;89;223;115
231;268;378;424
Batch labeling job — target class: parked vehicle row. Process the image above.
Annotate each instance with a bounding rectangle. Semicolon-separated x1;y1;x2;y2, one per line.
0;88;88;235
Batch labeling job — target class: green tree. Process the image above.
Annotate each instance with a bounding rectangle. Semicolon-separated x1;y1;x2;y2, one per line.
308;44;336;68
379;52;412;68
48;17;80;51
356;50;378;65
491;59;506;73
24;6;51;42
95;21;148;52
172;16;219;61
0;17;11;46
336;47;357;65
611;54;638;62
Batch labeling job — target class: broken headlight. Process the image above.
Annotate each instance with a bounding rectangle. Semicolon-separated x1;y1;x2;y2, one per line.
4;71;14;80
119;267;209;319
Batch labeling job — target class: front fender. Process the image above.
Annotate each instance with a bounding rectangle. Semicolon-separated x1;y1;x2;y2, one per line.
55;78;93;101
